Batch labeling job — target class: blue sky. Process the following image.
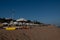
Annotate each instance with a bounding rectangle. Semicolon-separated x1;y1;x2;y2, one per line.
0;0;60;26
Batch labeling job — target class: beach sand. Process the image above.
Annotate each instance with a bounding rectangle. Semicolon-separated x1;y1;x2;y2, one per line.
0;26;60;40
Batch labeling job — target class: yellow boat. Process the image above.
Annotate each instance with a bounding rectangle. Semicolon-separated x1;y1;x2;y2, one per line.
5;27;16;30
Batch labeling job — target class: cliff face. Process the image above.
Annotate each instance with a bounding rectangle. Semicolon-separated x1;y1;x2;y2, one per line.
0;26;60;40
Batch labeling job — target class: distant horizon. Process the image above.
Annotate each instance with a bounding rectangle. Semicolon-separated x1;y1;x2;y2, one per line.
0;17;59;26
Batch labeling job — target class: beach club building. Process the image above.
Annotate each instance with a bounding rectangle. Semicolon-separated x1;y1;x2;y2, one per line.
1;18;39;26
16;18;27;25
14;18;38;26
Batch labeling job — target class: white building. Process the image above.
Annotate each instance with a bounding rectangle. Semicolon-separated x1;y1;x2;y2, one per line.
16;18;27;22
7;18;39;26
16;18;27;25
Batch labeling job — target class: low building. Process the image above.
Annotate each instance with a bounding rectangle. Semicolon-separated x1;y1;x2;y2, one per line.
16;18;27;25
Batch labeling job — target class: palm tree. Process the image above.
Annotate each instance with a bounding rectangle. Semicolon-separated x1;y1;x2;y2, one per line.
26;20;32;23
33;20;42;24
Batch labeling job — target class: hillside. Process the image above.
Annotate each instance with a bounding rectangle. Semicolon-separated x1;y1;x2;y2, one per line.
0;26;60;40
